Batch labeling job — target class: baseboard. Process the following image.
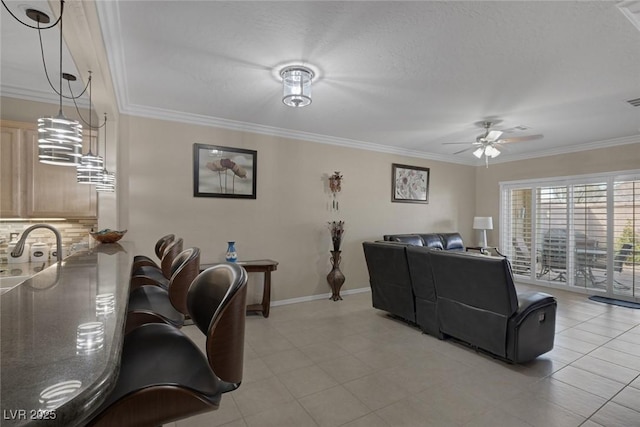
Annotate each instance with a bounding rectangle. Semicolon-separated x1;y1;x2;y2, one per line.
271;287;371;307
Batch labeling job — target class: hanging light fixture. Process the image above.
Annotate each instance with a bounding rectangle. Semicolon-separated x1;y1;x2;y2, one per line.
96;114;115;193
77;72;104;184
280;66;314;107
36;1;83;166
473;144;501;167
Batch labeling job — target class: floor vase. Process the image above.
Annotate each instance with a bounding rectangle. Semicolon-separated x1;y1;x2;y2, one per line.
327;250;345;301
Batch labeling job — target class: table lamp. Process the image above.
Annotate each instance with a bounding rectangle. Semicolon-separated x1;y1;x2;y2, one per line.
473;216;493;248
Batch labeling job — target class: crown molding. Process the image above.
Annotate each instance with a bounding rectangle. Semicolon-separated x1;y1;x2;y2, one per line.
487;134;640;166
4;87;637;167
94;0;129;115
1;85;90;109
617;1;640;32
122;102;475;166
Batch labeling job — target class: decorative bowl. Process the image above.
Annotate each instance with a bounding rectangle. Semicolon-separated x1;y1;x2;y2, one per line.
90;229;127;244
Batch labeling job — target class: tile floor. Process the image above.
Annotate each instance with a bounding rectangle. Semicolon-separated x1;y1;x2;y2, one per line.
166;284;640;427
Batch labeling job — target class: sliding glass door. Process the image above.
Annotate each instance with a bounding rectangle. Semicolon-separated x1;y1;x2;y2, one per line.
612;178;639;298
500;171;639;301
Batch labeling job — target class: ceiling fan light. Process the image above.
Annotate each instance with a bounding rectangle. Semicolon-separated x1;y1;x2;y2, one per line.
473;147;484;159
485;145;500;158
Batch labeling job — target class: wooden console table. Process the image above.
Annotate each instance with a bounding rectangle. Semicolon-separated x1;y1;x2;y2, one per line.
201;259;278;318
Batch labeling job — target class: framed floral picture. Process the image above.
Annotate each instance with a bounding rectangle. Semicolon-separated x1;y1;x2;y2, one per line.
193;143;257;198
391;163;429;204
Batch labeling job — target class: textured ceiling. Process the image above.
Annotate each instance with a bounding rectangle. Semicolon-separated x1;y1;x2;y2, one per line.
2;1;640;165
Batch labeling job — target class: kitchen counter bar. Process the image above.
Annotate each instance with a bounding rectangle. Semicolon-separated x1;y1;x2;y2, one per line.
0;242;134;426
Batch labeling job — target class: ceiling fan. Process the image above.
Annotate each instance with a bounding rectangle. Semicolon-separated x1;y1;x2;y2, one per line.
444;121;543;167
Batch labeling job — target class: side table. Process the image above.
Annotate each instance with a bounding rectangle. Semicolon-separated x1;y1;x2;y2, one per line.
466;246;505;257
200;259;278;318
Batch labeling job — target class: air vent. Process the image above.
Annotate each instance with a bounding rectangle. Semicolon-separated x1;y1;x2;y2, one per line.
627;97;640;107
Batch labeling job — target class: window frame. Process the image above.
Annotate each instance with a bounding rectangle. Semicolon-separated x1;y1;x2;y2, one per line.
500;169;640;301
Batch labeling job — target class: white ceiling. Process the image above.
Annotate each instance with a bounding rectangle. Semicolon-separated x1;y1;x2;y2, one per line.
2;1;640;165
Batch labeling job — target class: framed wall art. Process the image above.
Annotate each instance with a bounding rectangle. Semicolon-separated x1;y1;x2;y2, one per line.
391;163;429;204
193;143;257;199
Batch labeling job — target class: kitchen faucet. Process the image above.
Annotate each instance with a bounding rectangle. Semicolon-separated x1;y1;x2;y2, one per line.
10;224;63;263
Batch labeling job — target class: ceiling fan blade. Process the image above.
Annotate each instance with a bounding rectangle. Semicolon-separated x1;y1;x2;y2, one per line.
452;146;476;155
497;134;544;144
442;142;474;145
486;130;503;141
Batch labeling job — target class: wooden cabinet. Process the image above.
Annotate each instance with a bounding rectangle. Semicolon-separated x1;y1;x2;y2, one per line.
0;120;97;219
1;125;24;217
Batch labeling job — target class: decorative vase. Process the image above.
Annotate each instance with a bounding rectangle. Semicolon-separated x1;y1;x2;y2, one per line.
225;241;238;262
326;250;345;301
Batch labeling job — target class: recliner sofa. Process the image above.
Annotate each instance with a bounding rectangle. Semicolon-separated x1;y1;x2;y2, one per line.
383;232;465;251
362;240;557;363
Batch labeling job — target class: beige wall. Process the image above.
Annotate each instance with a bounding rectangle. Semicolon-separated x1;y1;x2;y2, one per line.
122;115;476;302
475;141;640;247
5;96;639;301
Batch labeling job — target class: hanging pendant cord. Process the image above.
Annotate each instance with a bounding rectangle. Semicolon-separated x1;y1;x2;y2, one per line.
57;6;63;115
1;0;62;30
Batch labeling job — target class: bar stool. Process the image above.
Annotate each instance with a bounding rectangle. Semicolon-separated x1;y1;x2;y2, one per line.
130;238;184;291
87;263;248;427
126;247;200;333
131;234;175;271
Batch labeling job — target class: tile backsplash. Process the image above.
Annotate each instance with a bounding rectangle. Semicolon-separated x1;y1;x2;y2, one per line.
0;219;97;263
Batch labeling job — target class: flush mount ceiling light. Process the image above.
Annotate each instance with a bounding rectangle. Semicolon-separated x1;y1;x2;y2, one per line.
280;65;314;108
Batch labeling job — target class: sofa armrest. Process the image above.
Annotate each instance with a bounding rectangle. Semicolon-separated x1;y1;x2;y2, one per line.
511;291;556;326
507;291;556;362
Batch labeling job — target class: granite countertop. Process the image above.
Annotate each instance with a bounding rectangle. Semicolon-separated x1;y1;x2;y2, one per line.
0;261;54;277
0;242;133;427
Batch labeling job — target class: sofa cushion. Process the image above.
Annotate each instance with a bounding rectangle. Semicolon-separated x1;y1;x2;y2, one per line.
384;232;463;251
384;234;424;246
417;234;445;250
440;233;464;251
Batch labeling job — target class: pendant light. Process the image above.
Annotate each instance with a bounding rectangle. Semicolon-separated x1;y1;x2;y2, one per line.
77;72;104;184
96;114;115;193
37;1;83;166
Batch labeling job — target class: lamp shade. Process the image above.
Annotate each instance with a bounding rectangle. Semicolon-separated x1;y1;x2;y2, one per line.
281;66;313;107
77;152;104;184
95;170;115;192
473;216;493;230
485;145;501;158
38;114;83;166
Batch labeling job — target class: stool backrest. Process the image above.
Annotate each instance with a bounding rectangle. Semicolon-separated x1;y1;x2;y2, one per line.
160;238;184;279
168;247;201;314
155;234;175;260
187;263;248;386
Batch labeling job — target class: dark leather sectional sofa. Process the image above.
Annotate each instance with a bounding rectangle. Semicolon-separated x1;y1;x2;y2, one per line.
363;232;557;363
